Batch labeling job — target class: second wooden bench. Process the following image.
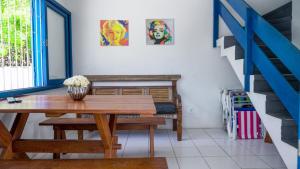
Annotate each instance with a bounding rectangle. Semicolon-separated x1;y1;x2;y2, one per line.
0;157;168;169
40;117;165;158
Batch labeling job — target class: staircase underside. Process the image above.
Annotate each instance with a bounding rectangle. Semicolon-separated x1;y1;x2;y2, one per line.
217;37;297;169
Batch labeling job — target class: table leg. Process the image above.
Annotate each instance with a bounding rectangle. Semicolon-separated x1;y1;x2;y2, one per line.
109;115;118;157
76;114;84;140
94;114;113;158
149;125;154;157
0;113;29;160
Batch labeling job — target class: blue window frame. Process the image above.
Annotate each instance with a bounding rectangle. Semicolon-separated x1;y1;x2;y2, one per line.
44;0;72;86
0;0;72;98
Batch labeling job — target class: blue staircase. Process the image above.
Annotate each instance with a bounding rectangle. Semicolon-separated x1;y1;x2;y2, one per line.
213;0;300;168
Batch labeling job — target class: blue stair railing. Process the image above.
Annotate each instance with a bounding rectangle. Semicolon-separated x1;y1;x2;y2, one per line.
213;0;300;167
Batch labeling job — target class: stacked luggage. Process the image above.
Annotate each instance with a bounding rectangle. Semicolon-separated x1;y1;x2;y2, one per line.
221;89;263;139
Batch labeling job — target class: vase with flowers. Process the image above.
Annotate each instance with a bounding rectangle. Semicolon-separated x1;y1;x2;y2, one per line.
63;75;90;101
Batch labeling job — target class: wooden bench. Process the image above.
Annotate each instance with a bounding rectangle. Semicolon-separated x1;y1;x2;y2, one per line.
44;75;182;141
87;75;183;141
40;117;165;158
0;158;168;169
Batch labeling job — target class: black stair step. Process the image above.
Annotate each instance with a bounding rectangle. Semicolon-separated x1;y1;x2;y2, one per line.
281;138;297;148
263;2;292;20
223;36;236;48
253;74;300;92
281;30;292;40
281;118;297;148
267;111;291;120
267;16;292;25
271;21;291;33
256;92;286;113
253;58;291;75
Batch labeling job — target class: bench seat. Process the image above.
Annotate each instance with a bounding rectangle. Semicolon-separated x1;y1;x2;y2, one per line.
40;117;165;158
0;158;168;169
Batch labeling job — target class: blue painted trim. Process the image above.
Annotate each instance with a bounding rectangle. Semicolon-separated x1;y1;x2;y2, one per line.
299;98;300;169
252;43;299;123
0;85;63;99
226;0;249;20
251;13;300;81
244;8;254;92
32;0;44;87
219;3;246;49
46;0;71;15
213;0;219;47
44;0;72;86
41;0;48;86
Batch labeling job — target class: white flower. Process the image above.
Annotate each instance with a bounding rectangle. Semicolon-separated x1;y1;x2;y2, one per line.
63;75;90;87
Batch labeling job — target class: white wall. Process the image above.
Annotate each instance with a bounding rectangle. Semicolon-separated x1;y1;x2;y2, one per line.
292;0;300;48
66;0;242;128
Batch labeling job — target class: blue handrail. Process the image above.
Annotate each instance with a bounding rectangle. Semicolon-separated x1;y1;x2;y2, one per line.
213;0;300;123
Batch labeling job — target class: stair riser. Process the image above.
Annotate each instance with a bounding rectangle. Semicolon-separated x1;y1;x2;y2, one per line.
253;80;299;93
253;62;290;75
264;2;292;20
268;16;292;25
272;21;291;32
281;126;297;140
265;99;287;115
281;137;297;148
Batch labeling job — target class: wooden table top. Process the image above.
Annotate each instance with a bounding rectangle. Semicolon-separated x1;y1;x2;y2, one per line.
0;95;156;115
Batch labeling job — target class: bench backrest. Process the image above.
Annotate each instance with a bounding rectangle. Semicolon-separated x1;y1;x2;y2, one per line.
45;75;181;117
87;75;181;103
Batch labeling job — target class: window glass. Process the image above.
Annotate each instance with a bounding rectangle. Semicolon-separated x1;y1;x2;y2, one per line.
0;0;33;91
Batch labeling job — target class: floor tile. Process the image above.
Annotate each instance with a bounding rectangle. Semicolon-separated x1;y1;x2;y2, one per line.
170;139;195;148
232;156;271;168
249;144;280;156
221;145;253;156
204;129;228;139
204;157;240;169
187;129;211;140
258;156;287;168
123;146;150;157
237;139;265;147
154;147;175;157
177;157;210;169
193;138;217;146
214;138;241;147
197;145;228;157
173;147;201;157
166;157;180;169
169;130;190;141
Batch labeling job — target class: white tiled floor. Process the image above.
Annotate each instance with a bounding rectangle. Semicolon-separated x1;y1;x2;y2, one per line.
33;128;287;169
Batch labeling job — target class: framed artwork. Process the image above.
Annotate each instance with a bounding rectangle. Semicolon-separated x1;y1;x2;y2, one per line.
100;20;129;46
146;19;174;45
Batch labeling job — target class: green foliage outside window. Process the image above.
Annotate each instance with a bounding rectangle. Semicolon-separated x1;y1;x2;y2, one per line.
0;0;32;67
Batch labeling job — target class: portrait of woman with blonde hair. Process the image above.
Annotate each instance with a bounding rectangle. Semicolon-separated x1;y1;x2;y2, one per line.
100;20;129;46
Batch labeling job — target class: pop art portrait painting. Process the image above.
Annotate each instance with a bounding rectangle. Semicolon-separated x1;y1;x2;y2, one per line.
146;19;174;45
100;20;129;46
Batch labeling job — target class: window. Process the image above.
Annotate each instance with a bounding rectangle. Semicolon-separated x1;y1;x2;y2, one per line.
0;0;33;91
0;0;72;98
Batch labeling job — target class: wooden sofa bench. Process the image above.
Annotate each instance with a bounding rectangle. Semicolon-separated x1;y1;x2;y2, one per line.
44;75;182;140
40;117;165;158
86;75;183;141
0;158;168;169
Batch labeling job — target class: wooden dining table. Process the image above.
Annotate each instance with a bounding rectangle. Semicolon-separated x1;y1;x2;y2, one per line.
0;95;156;160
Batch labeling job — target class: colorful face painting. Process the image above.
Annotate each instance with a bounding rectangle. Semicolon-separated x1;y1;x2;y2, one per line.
146;19;174;45
100;20;129;46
